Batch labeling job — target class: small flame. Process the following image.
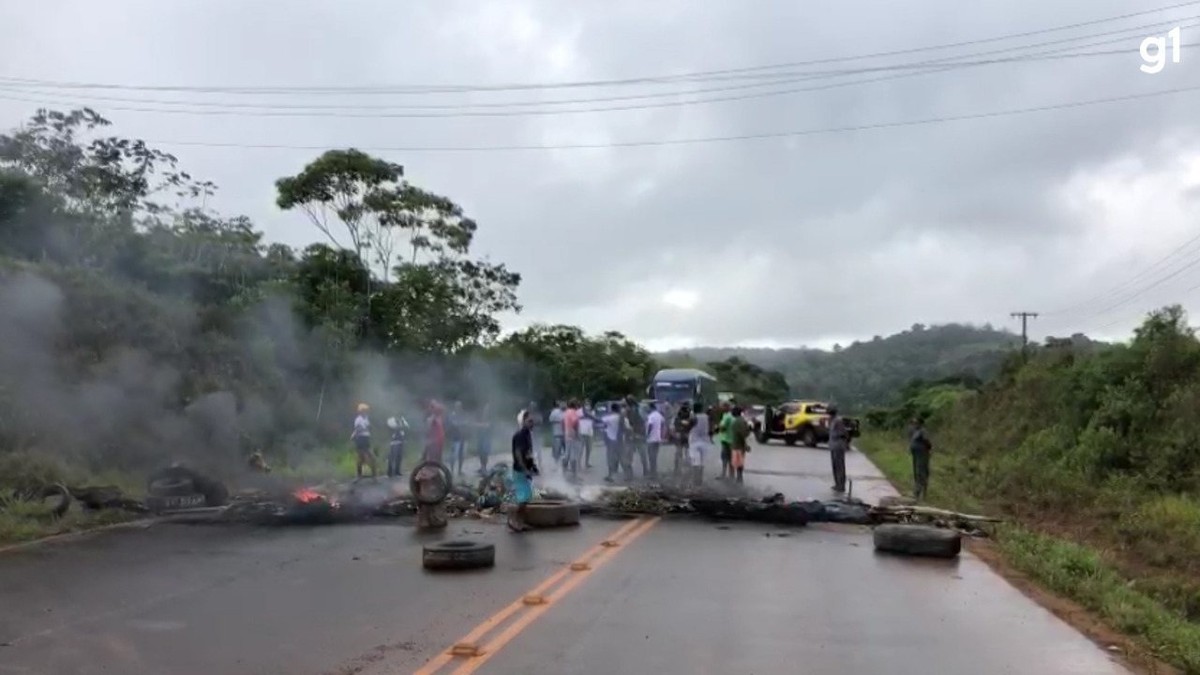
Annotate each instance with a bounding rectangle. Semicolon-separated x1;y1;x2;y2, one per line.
293;487;325;504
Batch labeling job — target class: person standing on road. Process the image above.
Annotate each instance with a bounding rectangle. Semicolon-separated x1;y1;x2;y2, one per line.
644;403;666;479
548;401;566;467
687;401;711;486
563;400;582;477
672;402;693;476
386;414;409;478
351;403;378;480
828;405;850;493
602;402;624;482
716;402;734;480
578;403;595;471
446;401;468;478
729;406;751;484
624;396;647;479
509;410;540;532
424;400;446;464
909;416;932;501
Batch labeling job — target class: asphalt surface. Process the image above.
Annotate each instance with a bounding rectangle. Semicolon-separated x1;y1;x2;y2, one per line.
0;441;1131;675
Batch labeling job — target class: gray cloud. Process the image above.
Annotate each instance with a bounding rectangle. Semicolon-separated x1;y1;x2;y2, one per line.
3;0;1199;347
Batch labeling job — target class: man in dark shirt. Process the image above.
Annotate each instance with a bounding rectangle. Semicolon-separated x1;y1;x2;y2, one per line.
510;411;540;532
909;416;932;501
672;402;693;476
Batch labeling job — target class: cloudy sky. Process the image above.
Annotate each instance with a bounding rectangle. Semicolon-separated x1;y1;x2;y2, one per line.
3;0;1200;350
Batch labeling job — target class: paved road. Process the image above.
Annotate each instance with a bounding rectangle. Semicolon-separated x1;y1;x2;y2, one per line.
0;442;1130;675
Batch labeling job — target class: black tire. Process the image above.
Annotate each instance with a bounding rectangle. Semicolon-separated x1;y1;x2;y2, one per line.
784;436;797;447
409;461;453;505
193;476;230;507
873;524;962;558
148;476;196;497
523;500;581;528
423;540;495;570
39;484;72;518
801;427;817;448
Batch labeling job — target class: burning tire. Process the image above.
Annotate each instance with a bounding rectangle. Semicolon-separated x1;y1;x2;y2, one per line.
423;540;495;571
409;461;453;506
522;500;581;528
873;524;961;559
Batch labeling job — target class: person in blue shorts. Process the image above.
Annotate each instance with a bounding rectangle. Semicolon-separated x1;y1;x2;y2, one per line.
509;410;540;532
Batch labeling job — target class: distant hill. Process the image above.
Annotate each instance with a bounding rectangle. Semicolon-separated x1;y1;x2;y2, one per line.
659;323;1033;412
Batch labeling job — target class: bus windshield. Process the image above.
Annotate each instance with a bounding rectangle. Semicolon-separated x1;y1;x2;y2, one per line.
653;381;695;403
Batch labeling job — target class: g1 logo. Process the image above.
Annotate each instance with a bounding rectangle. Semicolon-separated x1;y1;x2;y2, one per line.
1141;26;1182;74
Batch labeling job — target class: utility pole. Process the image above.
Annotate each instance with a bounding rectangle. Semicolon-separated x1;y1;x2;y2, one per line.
1010;311;1039;359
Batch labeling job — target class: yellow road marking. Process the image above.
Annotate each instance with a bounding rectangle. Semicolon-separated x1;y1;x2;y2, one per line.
412;516;647;675
448;517;660;675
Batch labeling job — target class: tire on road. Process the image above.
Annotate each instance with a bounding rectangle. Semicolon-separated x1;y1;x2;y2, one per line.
423;540;496;571
873;524;961;558
523;500;581;528
409;461;453;505
192;475;230;507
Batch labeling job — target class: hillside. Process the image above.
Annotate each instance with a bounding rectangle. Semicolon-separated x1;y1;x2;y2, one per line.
858;306;1200;672
660;323;1027;410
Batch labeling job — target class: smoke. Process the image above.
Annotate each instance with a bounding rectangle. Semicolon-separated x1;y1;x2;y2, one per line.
0;266;535;484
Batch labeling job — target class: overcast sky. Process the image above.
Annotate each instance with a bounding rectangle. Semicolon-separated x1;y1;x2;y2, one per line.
3;0;1200;350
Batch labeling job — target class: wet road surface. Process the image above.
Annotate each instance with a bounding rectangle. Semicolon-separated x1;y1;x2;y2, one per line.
0;441;1131;674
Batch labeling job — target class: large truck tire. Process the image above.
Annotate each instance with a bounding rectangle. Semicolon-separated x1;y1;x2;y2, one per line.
523;500;581;528
423;540;496;570
873;524;961;558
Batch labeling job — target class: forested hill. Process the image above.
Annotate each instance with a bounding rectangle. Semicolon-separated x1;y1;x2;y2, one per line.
660;323;1029;411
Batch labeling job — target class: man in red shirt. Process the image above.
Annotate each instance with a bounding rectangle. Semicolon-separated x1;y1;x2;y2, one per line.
424;400;446;464
562;400;582;479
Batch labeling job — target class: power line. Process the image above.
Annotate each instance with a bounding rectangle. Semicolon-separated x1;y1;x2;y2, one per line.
1;26;1186;118
2;40;1179;120
1044;229;1200;318
100;83;1200;153
1;1;1196;95
1067;253;1200;334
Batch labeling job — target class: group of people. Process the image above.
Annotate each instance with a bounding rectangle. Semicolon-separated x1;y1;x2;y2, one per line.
347;399;501;481
529;397;756;485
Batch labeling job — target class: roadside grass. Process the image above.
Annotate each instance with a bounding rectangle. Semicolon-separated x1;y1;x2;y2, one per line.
858;432;1200;674
0;495;141;546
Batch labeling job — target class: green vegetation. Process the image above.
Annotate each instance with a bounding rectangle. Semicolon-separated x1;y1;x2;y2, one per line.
0;108;658;543
858;306;1200;672
661;323;1036;410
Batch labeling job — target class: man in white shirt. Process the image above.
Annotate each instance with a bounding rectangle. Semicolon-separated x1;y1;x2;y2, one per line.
644;403;667;479
601;403;623;483
547;402;566;467
578;406;595;471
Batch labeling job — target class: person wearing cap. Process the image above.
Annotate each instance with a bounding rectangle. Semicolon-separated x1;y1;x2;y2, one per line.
351;403;377;480
828;404;850;493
